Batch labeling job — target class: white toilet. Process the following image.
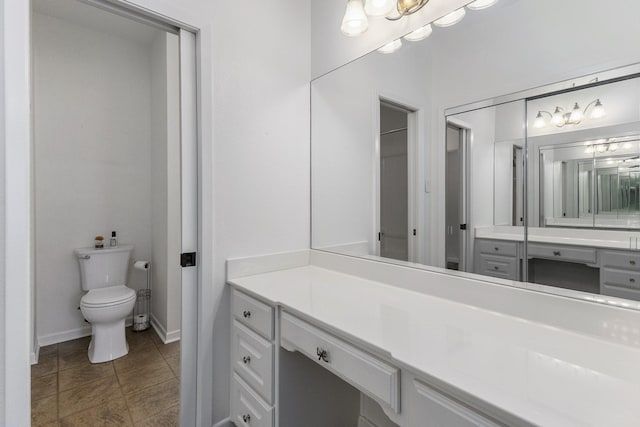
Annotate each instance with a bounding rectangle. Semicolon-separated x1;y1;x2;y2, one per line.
75;244;136;363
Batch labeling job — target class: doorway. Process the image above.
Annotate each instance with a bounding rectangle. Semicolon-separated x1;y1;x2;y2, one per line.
378;102;414;262
29;0;197;425
513;145;524;226
445;123;469;271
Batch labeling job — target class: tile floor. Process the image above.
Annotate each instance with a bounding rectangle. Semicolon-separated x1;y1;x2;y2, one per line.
31;327;180;427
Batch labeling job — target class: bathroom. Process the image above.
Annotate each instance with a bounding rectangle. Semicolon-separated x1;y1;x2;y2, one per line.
3;0;640;426
30;0;183;424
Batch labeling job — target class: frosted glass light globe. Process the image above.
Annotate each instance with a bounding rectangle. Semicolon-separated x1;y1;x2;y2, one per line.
467;0;498;10
403;24;433;42
364;0;395;17
341;0;369;36
434;8;466;27
378;39;403;54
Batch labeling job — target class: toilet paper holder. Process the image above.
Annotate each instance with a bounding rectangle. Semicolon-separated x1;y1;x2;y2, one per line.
133;260;151;332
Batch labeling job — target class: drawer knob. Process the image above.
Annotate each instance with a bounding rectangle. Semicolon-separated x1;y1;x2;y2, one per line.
242;414;251;423
553;251;561;256
242;310;251;319
494;266;499;270
630;278;636;284
494;247;499;251
631;260;636;266
316;347;329;363
242;356;251;364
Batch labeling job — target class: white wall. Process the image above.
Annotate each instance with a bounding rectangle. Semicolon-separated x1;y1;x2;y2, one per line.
0;0;5;419
33;12;153;344
150;31;181;342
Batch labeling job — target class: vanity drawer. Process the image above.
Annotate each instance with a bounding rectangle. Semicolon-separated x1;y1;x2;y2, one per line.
601;268;640;291
232;290;274;340
280;312;400;414
231;373;273;427
231;320;274;404
527;243;596;264
601;251;640;271
477;254;518;280
476;240;518;257
409;379;502;427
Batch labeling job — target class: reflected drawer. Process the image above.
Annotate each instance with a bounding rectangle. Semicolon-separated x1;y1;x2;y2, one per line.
601;251;640;271
476;239;518;257
231;373;273;427
601;284;640;301
280;312;400;414
232;320;274;404
527;243;596;264
409;378;502;427
477;254;518;280
232;290;274;340
601;268;640;291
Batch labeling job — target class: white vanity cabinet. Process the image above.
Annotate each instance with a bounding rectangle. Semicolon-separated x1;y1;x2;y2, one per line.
230;290;276;427
600;250;640;300
229;288;514;427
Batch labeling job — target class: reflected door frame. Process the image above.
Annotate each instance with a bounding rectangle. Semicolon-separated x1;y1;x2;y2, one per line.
373;93;423;263
445;118;471;272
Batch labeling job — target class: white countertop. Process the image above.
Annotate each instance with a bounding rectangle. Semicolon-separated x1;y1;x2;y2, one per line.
229;263;640;427
476;225;640;249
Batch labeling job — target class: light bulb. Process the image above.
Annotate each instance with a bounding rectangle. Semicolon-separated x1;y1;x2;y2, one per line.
569;102;584;123
378;39;402;54
434;8;466;27
533;112;546;129
596;144;607;153
551;107;564;126
404;24;433;42
590;99;606;119
609;143;619;152
585;146;594;154
624;142;633;149
341;0;369;36
364;0;395;17
467;0;498;10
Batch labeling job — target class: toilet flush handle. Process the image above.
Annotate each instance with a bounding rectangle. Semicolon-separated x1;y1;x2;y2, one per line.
78;255;91;260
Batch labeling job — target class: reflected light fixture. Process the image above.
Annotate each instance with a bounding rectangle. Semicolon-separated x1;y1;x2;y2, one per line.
533;99;606;129
467;0;499;10
378;38;403;54
433;8;466;27
364;0;395;17
403;24;433;41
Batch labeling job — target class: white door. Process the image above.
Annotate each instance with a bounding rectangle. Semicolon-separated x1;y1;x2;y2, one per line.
179;28;198;427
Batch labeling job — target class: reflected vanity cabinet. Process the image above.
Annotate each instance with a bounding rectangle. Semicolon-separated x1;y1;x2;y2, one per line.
474;239;520;281
229;288;512;427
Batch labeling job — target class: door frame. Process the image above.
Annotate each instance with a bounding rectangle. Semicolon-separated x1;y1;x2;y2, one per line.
372;92;423;263
445;118;471;272
2;0;212;425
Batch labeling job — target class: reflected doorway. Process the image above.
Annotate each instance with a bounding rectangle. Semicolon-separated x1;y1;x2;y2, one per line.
445;123;469;271
379;103;411;261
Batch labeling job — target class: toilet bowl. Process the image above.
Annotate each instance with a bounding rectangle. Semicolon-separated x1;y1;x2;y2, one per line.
75;244;136;363
80;285;136;363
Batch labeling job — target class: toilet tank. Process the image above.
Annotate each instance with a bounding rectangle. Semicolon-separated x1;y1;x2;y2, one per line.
75;245;133;290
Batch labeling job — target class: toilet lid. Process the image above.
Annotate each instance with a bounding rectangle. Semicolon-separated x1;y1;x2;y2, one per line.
81;285;136;307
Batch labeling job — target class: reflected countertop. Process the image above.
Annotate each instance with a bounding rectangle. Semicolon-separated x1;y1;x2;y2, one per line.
229;263;640;427
476;225;640;249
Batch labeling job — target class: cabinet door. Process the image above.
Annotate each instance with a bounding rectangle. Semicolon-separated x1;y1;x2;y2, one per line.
410;379;501;427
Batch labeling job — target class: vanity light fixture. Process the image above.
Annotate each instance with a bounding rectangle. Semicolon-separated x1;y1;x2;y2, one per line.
342;0;498;36
533;99;606;129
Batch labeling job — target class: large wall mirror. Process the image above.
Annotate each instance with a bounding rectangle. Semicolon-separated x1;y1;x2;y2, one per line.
311;0;640;306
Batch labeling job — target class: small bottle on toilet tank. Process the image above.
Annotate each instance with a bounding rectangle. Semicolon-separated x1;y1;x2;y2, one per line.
110;231;118;247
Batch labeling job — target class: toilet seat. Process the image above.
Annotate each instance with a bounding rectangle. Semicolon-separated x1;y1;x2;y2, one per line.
81;285;136;308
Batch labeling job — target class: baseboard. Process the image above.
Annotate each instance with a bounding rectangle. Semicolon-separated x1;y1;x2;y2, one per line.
37;317;134;347
212;418;231;427
150;313;181;344
30;343;40;365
